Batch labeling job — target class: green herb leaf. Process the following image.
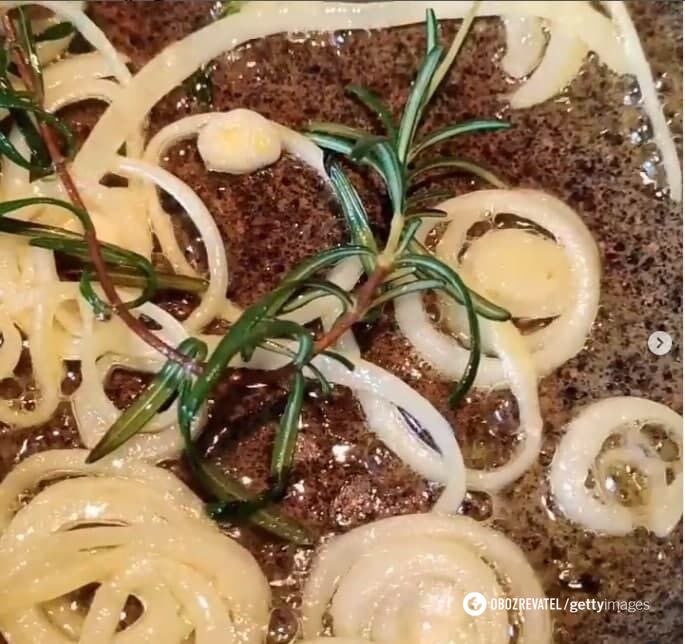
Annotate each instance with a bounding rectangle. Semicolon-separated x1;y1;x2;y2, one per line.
350;137;405;214
35;21;74;42
370;277;443;309
0;90;75;159
14;110;51;170
270;370;305;489
346;84;397;140
425;8;439;53
0;200;159;309
308;121;367;141
327;158;378;274
182;245;375;431
426;0;480;100
178;389;313;544
67;266;208;294
404;208;447;221
203;470;314;544
320;349;355;371
395;217;424;254
278;278;355;315
406;189;455;210
306;131;354;155
396;44;444;164
214;0;243;19
0;129;36;169
16;8;43;98
404;242;510;321
409;119;510;161
409;156;508;188
86;343;196;463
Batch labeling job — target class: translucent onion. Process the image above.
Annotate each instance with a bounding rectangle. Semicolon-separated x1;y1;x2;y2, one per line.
302;513;551;643
0;449;271;644
501;15;545;78
235;343;466;512
32;12;79;66
71;295;207;463
0;314;22;380
550;396;683;537
459;227;572;319
142;111;323;279
395;189;600;387
113;156;228;333
1;1;130;83
44;77;144;159
0;248;63;428
197;109;282;174
44;51;130;91
508;21;588;109
318;286;464;505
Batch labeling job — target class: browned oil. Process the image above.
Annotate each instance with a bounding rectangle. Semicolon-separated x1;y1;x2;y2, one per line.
0;2;681;643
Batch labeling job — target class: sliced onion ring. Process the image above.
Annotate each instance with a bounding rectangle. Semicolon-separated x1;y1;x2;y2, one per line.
605;0;682;202
395;189;600;387
508;21;588;109
550;396;682;537
1;1;130;83
302;513;552;643
142;112;323;279
71;296;207;463
113;156;229;334
0;449;270;644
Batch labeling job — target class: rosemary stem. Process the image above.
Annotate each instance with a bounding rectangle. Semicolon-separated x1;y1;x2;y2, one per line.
380;211;406;262
313;263;391;353
3;12;202;375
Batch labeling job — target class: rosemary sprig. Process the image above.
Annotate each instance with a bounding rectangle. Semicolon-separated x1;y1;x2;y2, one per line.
307;11;510;319
87;8;515;538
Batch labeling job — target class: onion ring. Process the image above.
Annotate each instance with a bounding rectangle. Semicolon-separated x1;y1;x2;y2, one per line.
550;396;682;537
302;513;551;643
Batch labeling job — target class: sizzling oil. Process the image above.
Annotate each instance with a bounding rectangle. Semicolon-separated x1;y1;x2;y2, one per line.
0;2;681;643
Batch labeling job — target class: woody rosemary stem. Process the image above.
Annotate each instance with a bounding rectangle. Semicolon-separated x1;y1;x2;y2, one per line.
2;11;202;374
313;263;390;352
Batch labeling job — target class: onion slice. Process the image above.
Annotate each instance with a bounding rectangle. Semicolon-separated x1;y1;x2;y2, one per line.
550;396;682;537
302;513;551;643
317;353;468;511
395;189;600;387
0;449;270;644
71;296;207;463
142;112;323;279
501;15;545;78
114;156;229;333
509;22;588;109
1;1;130;83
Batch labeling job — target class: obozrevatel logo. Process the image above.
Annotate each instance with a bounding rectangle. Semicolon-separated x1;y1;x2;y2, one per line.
463;591;487;617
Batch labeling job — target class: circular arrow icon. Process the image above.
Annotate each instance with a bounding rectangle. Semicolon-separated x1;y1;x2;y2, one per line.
648;331;673;356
